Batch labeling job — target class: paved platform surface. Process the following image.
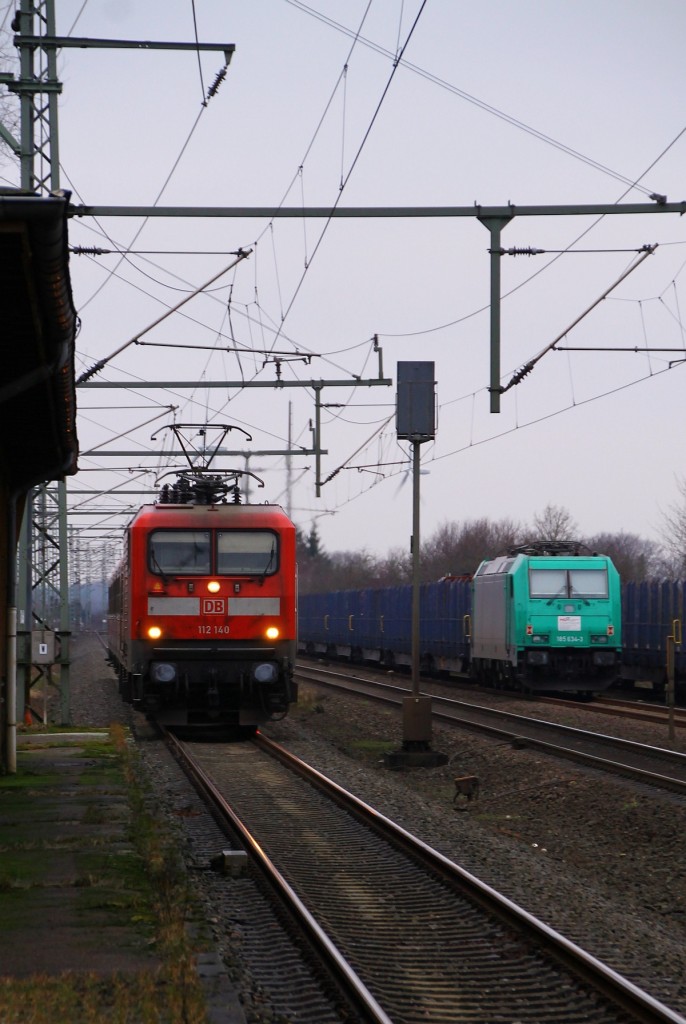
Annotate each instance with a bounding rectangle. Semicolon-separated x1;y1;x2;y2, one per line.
0;731;245;1023
1;734;162;978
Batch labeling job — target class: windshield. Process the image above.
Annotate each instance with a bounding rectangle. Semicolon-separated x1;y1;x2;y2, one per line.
217;531;278;575
569;568;608;598
529;568;567;598
149;530;211;574
529;566;608;599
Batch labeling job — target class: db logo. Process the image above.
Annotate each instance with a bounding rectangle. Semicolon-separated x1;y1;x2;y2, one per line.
202;599;226;615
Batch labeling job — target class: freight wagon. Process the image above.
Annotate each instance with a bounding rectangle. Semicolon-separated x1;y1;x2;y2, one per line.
299;545;685;700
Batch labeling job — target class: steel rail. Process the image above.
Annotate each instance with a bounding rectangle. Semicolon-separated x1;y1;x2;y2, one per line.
256;731;686;1024
164;728;393;1024
590;696;686;728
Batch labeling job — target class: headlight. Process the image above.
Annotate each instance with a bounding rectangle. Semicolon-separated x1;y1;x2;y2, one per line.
590;635;608;644
151;662;176;683
253;662;277;683
265;626;280;640
147;626;162;640
531;633;549;644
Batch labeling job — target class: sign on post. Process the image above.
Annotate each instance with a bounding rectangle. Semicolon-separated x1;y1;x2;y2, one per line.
396;362;435;441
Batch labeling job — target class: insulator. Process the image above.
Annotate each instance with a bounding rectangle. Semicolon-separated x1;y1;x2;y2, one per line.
70;245;111;256
207;66;227;99
504;247;545;257
512;362;534;385
76;360;106;385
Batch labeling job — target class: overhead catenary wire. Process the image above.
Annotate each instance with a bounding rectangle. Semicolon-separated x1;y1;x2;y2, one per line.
76;249;252;383
78;358;303;452
41;4;686;552
328;357;686;515
269;0;430;345
378;123;686;341
73;107;208;313
80;407;177;455
69;222;302;357
71;35;233;315
189;0;206;105
499;245;657;394
283;0;662;199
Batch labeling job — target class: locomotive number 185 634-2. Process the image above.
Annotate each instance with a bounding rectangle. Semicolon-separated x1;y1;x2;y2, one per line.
197;624;231;635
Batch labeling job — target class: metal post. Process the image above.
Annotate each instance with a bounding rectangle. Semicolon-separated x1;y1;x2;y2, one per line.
58;480;70;724
17;0;35;190
386;363;447;768
477;213;514;414
286;402;292;519
666;619;681;745
411;439;421;700
5;491;19;772
314;386;323;497
44;0;60;192
7;605;17;773
16;495;32;723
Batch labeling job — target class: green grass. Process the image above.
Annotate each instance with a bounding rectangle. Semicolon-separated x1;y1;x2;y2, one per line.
0;970;206;1023
345;738;397;760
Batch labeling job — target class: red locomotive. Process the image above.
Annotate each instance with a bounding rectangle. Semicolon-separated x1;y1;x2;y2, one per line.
107;468;298;729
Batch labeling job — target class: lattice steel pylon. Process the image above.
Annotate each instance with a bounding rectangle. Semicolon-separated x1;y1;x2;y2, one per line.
15;0;61;193
4;0;72;723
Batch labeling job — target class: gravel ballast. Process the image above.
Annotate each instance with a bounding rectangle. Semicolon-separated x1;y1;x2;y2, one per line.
265;677;686;1018
66;635;686;1020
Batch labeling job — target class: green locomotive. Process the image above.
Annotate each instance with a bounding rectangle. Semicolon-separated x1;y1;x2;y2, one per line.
470;542;622;695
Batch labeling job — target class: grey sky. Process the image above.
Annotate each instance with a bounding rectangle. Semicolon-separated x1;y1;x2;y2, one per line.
3;0;684;558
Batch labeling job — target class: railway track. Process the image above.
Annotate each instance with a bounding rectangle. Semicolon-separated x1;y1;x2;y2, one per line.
166;728;684;1024
585;694;686;729
295;663;686;794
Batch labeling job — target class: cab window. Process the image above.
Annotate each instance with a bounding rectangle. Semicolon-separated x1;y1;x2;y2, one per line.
529;568;567;598
217;531;278;575
529;566;608;599
569;568;608;598
149;530;211;574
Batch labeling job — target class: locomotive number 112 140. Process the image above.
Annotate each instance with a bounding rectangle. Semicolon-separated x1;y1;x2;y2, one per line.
197;624;231;635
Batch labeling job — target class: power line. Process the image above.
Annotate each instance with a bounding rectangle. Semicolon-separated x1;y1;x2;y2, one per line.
284;0;659;198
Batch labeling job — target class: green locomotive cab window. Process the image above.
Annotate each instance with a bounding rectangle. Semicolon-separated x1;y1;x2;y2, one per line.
478;556;514;575
149;530;211;574
529;568;567;598
569;568;608;598
217;530;278;575
529;566;609;599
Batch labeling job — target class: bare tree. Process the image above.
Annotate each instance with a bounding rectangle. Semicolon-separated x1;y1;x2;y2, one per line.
420;516;521;580
528;503;579;543
658;476;686;577
376;546;411;586
585;531;664;581
300;509;671;592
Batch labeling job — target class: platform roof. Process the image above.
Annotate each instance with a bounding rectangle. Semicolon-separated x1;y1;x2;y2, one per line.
0;189;78;492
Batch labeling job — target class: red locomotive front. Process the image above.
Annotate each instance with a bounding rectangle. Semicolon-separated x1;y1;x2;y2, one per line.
108;476;297;729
